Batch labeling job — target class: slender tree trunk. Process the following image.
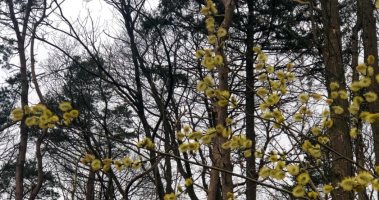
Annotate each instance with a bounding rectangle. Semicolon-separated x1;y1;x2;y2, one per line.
352;10;368;200
15;46;29;200
245;1;257;200
360;0;379;198
358;0;379;184
5;0;33;199
352;2;370;199
86;168;95;200
320;0;353;199
207;1;235;200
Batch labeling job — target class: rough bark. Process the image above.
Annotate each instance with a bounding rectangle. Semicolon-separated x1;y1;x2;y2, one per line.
245;1;257;199
320;0;353;199
86;168;95;200
352;10;368;200
353;2;369;199
6;0;33;199
207;1;235;200
358;0;379;172
358;0;379;199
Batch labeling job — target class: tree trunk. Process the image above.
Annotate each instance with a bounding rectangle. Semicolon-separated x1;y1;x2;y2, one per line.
86;168;95;200
353;1;370;199
5;0;33;199
320;0;353;199
245;1;257;200
358;0;379;186
207;1;235;200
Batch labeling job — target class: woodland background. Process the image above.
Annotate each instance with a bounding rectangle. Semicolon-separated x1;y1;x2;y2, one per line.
0;0;378;199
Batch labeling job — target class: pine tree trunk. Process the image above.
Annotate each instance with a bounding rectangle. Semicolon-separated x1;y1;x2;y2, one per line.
358;0;379;184
320;0;353;199
352;1;371;199
359;0;379;199
245;1;257;199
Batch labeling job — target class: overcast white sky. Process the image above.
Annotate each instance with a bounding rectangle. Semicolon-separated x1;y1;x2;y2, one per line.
0;0;158;89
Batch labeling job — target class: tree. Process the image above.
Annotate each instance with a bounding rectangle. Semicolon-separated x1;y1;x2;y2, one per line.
0;0;49;199
5;0;379;199
318;0;353;198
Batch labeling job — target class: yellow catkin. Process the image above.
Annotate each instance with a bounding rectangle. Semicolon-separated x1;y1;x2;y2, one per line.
322;185;334;194
340;177;356;191
372;179;379;190
298;94;309;103
287;165;299;176
330;82;339;90
364;91;378;102
368;55;375;65
287;63;293;71
356;63;367;75
292;185;305;197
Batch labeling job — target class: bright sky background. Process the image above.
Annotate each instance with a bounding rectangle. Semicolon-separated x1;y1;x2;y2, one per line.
0;0;159;94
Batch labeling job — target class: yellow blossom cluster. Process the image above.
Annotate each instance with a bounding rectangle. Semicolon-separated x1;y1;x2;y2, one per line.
256;59;294;97
360;111;379;124
175;125;199;141
12;102;78;129
292;172;321;197
136;137;155;149
255;53;297;131
258;166;285;180
347;55;379;141
301;140;321;158
196;74;232;108
185;178;193;187
196;0;227;73
81;153;95;165
199;127;217;144
252;43;351;199
82;154;142;172
179;142;200;153
176;125;203;153
216;90;231;107
320;108;333;129
350;127;358;138
229;95;238;108
259;109;285;129
258;161;323;198
221;134;253;157
11;108;24;121
196;75;215;97
59;102;79;125
258;158;302;181
293;113;303;122
349;56;378;100
310;126;322;136
287;165;299;176
200;0;218;16
196;49;223;70
298;93;309;103
164;177;194;200
338;171;379;192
